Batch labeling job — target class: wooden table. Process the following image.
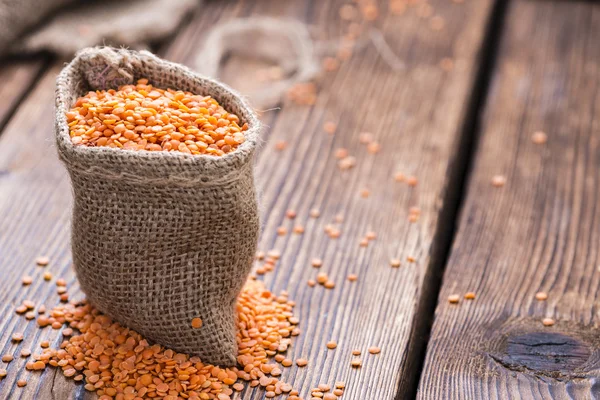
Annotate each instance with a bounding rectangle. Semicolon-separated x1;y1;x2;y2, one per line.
0;0;598;399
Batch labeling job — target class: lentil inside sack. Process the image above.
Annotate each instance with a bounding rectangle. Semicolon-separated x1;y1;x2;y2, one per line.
55;47;261;366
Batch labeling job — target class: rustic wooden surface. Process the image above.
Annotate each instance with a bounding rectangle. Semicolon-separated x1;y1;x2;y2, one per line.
0;59;45;129
417;1;600;399
0;0;497;399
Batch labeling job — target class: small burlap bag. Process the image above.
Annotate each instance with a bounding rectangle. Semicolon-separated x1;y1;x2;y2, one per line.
55;47;261;366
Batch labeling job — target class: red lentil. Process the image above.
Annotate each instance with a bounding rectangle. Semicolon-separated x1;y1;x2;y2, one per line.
2;355;13;363
324;121;337;134
22;276;33;285
368;346;381;354
308;279;317;287
67;79;248;156
352;349;361;356
464;292;476;300
43;272;52;281
0;369;6;378
275;140;287;151
394;172;405;182
335;148;349;159
277;226;287;236
312;258;323;268
407;176;418;186
12;333;24;342
17;379;27;387
326;341;337;349
367;142;381;154
20;349;31;358
532;131;548;144
296;359;308;367
347;274;358;282
492;175;507;187
36;256;50;266
448;294;460;304
390;259;401;268
34;280;300;399
286;210;297;219
542;318;555;326
56;279;67;287
310;208;321;218
324;280;336;289
535;292;548;301
293;225;305;234
359;132;373;144
351;359;362;368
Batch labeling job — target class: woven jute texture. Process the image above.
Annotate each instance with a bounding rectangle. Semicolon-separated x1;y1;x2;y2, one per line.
55;47;261;366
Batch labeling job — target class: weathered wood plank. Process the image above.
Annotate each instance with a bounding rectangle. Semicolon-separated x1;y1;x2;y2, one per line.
417;1;600;399
0;59;45;130
0;0;493;398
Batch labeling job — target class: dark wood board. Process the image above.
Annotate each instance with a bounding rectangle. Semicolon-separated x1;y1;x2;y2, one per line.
417;1;600;399
0;59;45;131
0;0;493;398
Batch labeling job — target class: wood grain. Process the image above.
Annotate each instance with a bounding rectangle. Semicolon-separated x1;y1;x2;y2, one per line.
0;0;493;398
0;59;45;130
417;1;600;399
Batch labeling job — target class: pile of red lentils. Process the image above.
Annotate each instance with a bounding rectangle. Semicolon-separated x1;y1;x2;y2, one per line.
66;79;248;156
7;276;328;399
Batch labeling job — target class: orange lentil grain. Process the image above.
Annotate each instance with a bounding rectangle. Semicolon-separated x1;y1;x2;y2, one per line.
16;305;27;314
275;140;287;151
324;280;336;289
310;208;320;218
17;379;27;387
347;274;358;281
0;369;6;378
334;388;344;396
23;300;35;309
407;176;418;186
362;4;378;20
286;210;297;219
407;256;416;263
12;333;24;342
360;189;370;198
2;355;13;363
335;148;349;159
535;292;548;301
366;231;376;240
335;381;345;389
352;349;361;356
277;226;287;236
311;258;323;268
532;131;548;144
368;346;381;354
394;172;405;182
308;279;317;287
40;341;49;348
359;132;373;144
542;318;555;326
367;142;381;154
296;359;308;367
324;122;337;134
351;359;362;368
464;292;476;300
43;272;52;281
293;225;305;234
326;341;337;350
448;294;460;304
25;311;35;320
492;175;507;187
20;349;31;358
324;394;337;400
56;279;66;287
22;276;33;285
359;238;369;247
36;256;50;266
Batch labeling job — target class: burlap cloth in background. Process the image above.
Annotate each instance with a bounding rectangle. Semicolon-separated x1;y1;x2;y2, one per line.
0;0;197;58
55;47;261;366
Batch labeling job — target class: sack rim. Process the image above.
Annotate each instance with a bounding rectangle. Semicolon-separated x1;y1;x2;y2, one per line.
55;47;261;180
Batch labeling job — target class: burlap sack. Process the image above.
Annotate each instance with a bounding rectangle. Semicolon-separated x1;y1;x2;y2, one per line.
55;47;261;366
